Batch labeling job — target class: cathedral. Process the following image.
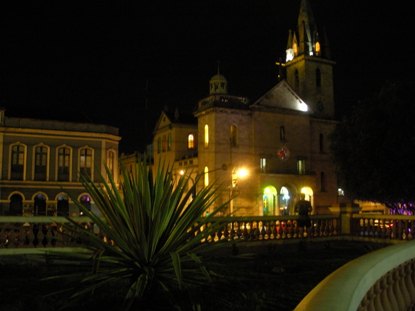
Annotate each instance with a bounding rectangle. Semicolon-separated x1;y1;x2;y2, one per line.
152;0;341;216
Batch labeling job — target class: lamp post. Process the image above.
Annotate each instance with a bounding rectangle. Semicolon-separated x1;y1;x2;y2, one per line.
230;167;249;216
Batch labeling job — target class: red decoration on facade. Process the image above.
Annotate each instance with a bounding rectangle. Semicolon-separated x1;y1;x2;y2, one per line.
277;146;290;160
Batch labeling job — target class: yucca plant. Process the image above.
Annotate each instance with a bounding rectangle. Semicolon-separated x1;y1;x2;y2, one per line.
45;161;230;310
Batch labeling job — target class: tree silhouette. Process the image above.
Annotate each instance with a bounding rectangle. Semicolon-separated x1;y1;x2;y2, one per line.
330;80;415;214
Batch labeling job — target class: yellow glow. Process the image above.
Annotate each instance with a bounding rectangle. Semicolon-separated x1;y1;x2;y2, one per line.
298;101;308;112
187;134;195;149
204;166;209;186
179;169;185;176
236;167;249;179
204;124;209;148
315;41;321;55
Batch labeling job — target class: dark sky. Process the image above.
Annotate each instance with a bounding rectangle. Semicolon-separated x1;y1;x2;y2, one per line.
0;1;413;153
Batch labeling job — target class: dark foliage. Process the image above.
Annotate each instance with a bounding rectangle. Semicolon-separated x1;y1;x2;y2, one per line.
330;80;415;213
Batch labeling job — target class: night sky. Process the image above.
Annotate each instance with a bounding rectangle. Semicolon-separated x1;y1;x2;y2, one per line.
0;1;412;153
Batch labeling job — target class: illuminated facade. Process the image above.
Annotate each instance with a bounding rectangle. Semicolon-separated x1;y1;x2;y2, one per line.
153;0;339;215
0;108;120;216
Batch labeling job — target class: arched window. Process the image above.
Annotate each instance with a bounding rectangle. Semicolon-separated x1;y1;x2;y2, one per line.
79;147;93;179
9;193;23;216
10;143;26;180
204;124;209;148
34;193;47;216
79;194;92;216
188;134;195;149
56;193;69;216
57;146;71;181
34;145;48;181
316;68;321;88
230;124;238;147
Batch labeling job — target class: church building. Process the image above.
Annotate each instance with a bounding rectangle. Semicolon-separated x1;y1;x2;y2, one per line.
152;0;340;216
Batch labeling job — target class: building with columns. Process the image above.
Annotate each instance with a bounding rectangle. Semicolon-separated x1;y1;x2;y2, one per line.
152;0;341;216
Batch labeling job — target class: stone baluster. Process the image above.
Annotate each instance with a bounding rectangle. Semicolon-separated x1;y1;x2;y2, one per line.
397;264;411;308
379;275;394;311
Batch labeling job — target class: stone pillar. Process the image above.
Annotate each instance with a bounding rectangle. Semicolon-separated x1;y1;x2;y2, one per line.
339;203;360;235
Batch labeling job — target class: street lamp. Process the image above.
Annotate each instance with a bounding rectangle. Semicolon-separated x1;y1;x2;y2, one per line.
230;166;249;216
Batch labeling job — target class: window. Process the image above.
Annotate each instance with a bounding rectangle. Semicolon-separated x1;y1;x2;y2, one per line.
204;124;209;148
260;158;266;173
34;145;48;181
204;166;209;187
319;133;324;153
230;124;238;147
280;126;286;142
57;147;71;181
79;194;91;216
188;134;195;149
315;41;321;56
316;68;321;88
34;193;47;216
56;193;69;216
79;147;93;179
11;144;25;180
107;150;116;177
297;159;306;175
9;193;23;216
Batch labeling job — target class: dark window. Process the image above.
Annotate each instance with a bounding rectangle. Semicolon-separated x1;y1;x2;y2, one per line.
316;68;321;88
57;194;69;216
11;144;25;180
319;133;324;153
9;194;23;216
280;126;286;142
58;147;70;181
34;146;48;181
34;193;47;216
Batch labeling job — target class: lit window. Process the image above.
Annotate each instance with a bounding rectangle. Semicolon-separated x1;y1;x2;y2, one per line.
297;159;305;175
204;124;209;148
315;41;321;56
204;166;209;186
188;134;195;149
260;158;266;173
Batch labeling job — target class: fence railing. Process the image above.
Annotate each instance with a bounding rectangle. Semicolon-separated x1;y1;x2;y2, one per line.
2;212;415;249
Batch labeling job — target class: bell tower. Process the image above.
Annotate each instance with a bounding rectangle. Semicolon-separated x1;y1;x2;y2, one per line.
284;0;335;119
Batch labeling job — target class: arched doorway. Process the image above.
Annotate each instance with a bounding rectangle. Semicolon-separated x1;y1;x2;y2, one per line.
263;186;278;215
279;186;291;215
34;193;47;216
56;193;69;216
9;193;23;216
300;187;314;212
79;194;91;216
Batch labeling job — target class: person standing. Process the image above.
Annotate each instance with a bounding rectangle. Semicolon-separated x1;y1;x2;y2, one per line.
295;193;312;237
